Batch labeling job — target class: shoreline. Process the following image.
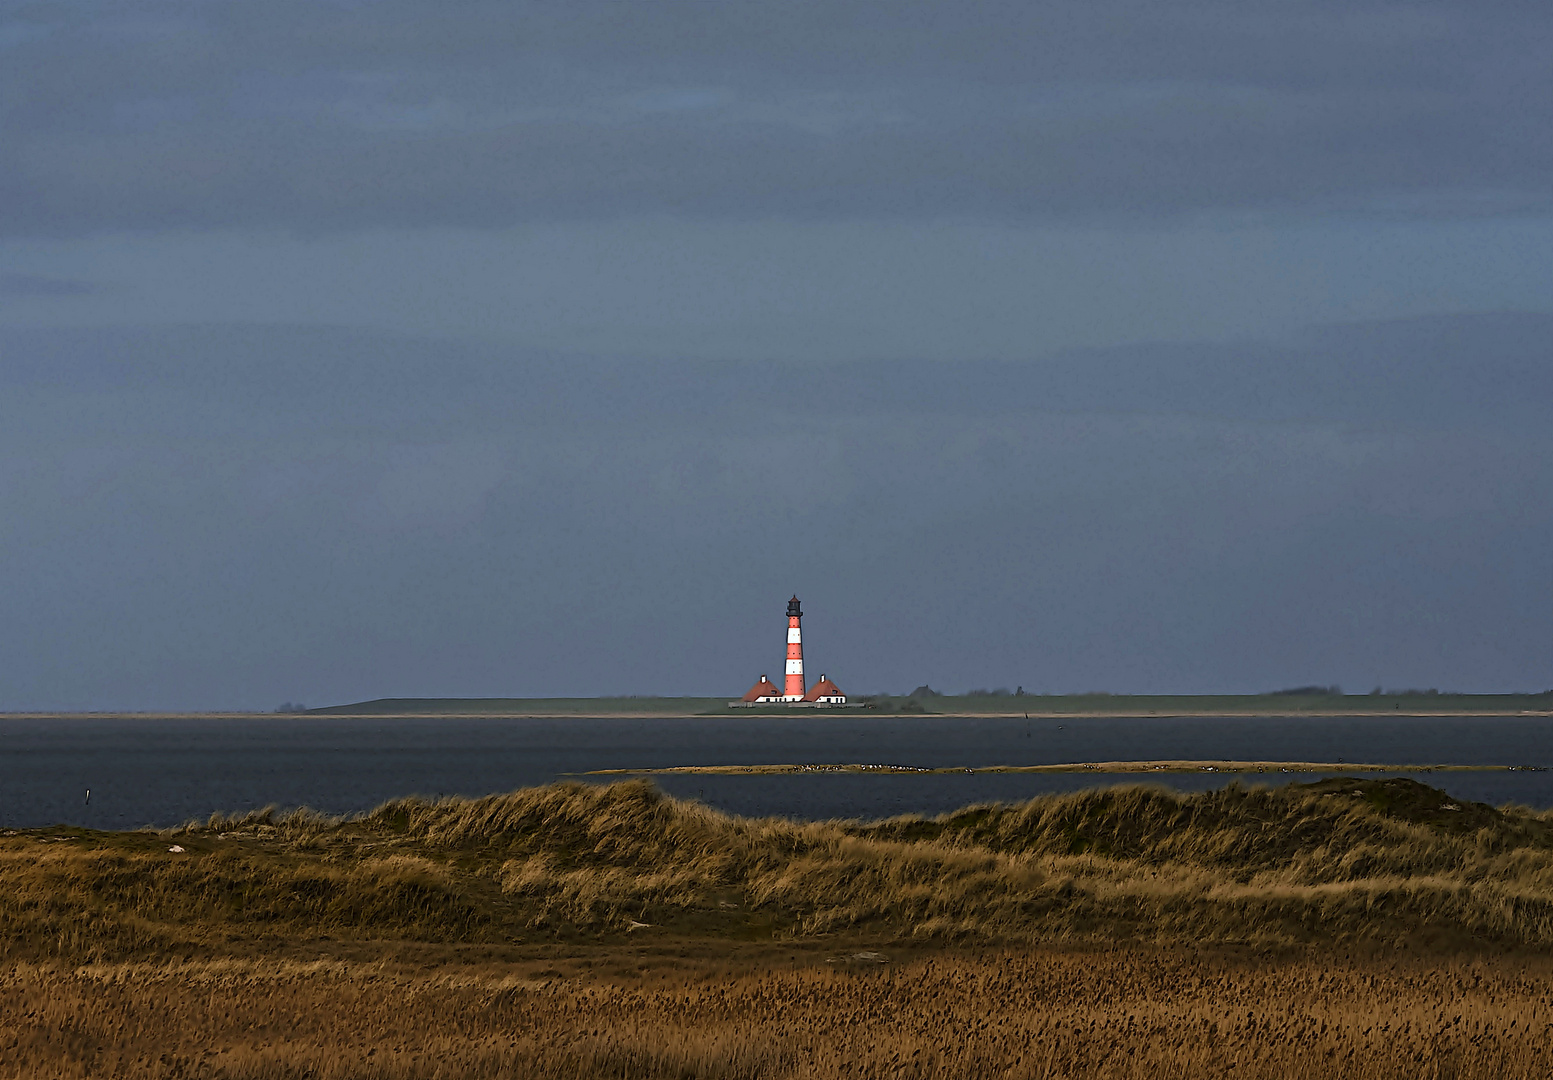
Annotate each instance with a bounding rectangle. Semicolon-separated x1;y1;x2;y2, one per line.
3;709;1552;720
581;760;1544;776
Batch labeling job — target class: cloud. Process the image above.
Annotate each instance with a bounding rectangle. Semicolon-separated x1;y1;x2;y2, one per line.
0;313;1548;707
1;1;1549;236
0;271;98;296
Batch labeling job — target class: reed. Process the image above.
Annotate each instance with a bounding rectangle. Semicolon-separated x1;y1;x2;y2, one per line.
3;949;1552;1078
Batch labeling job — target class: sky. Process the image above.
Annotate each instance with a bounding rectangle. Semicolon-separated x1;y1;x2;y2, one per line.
0;0;1549;708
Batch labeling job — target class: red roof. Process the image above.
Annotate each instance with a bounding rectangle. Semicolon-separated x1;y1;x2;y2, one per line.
803;676;844;701
743;676;784;702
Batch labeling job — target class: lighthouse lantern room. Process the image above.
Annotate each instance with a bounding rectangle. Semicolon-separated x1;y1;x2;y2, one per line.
783;595;805;700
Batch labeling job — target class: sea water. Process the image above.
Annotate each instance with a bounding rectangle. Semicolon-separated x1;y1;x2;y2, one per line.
2;714;1551;829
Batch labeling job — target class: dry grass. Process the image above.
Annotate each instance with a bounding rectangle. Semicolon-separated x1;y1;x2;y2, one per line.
5;777;1553;962
6;779;1553;1076
365;776;1553;947
4;949;1553;1078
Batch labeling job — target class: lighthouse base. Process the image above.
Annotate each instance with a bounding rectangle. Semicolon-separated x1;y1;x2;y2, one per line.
725;700;862;709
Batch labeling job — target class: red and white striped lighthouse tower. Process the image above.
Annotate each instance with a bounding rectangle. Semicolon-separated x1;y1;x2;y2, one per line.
783;595;806;700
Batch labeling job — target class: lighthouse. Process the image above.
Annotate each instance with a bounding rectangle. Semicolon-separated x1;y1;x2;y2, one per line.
783;595;805;700
734;595;847;706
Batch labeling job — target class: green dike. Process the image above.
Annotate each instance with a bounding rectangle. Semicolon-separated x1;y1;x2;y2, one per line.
307;697;728;715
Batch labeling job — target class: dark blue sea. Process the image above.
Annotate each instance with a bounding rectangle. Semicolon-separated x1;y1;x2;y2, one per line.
4;714;1552;830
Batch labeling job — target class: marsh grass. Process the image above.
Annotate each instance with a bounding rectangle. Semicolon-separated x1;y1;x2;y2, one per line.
4;950;1553;1078
7;779;1553;1077
4;777;1553;963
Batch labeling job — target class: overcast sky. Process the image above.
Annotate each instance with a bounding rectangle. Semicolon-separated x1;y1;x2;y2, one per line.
1;1;1549;708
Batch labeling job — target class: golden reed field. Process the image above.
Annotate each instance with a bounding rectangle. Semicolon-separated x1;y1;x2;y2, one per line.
5;777;1553;1077
7;949;1553;1079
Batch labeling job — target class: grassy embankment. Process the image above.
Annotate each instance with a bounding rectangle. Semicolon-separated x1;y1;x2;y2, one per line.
8;777;1553;1078
880;691;1553;716
308;692;1553;716
306;697;727;716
